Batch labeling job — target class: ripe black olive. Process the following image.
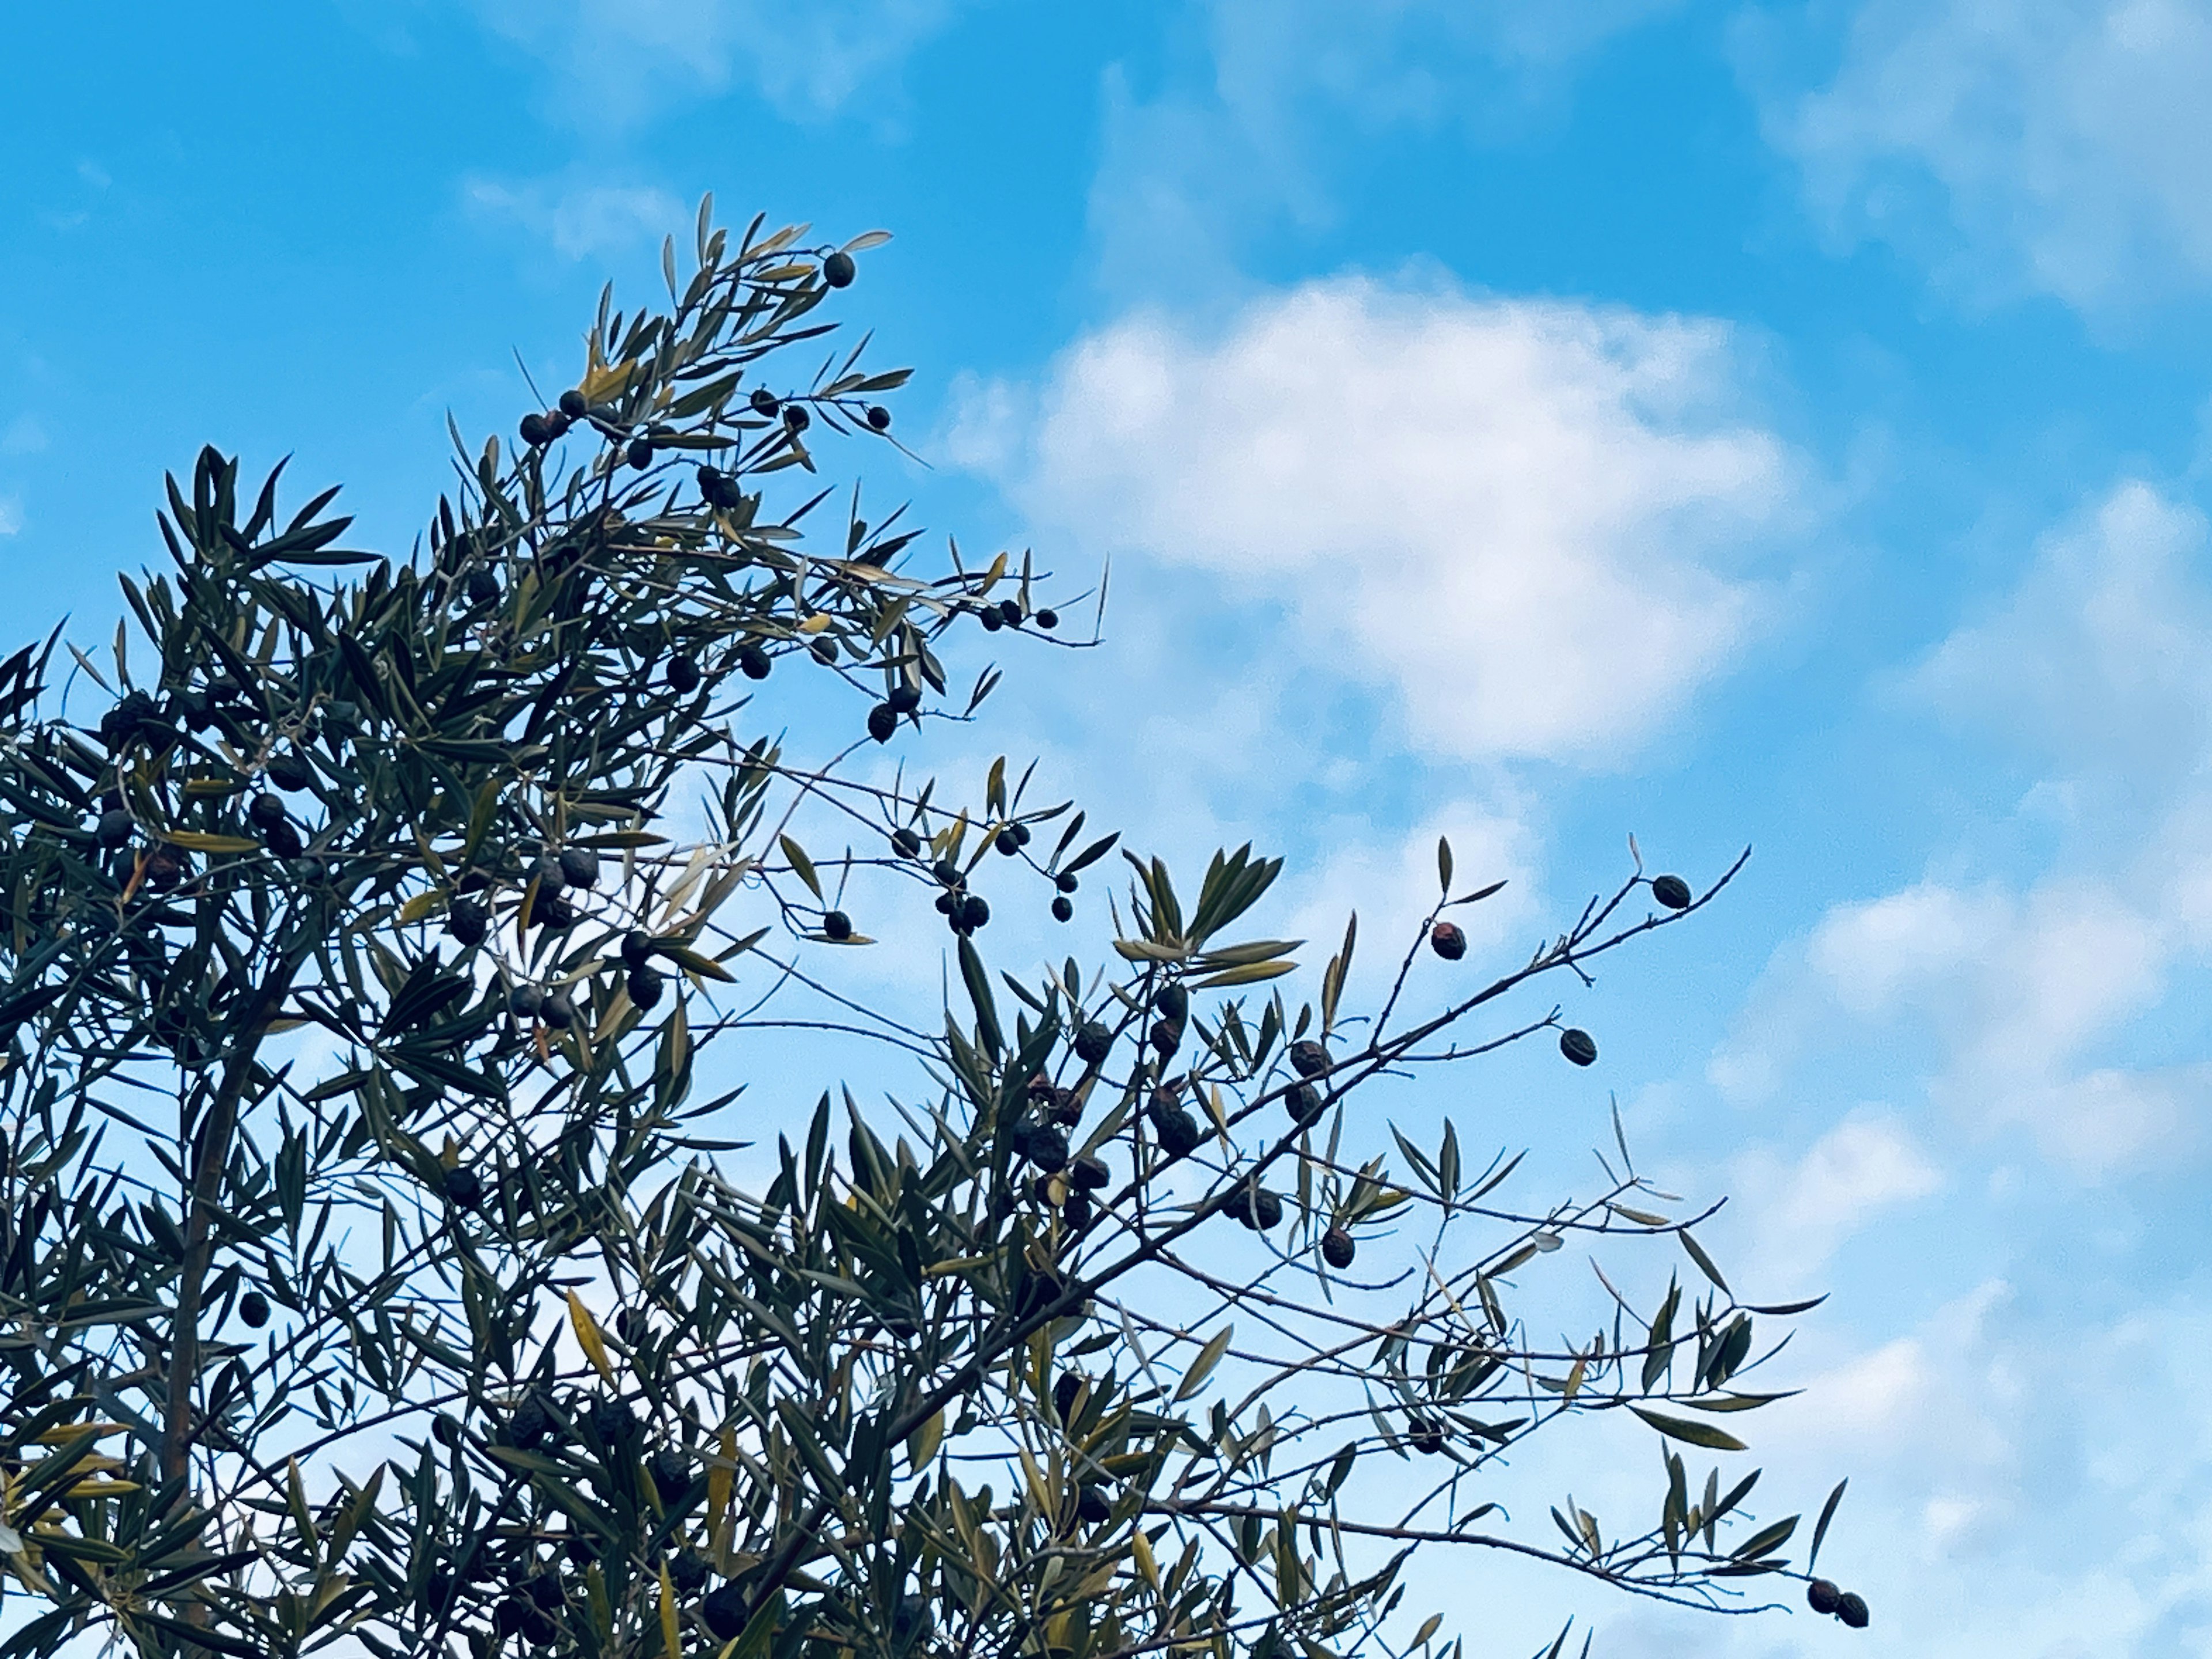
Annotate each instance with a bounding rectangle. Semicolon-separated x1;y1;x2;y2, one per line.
703;1583;748;1642
1252;1189;1283;1230
865;404;891;431
510;984;545;1020
627;437;653;469
622;931;656;970
519;414;550;448
1285;1083;1324;1126
558;847;600;890
783;404;810;434
748;387;779;417
444;1168;483;1211
1036;609;1059;629
507;1395;551;1450
668;1552;709;1593
1062;1187;1092;1232
1051;896;1073;923
934;858;963;888
1026;1126;1069;1173
589;1397;636;1444
1321;1228;1355;1269
978;606;1002;632
263;820;304;859
810;637;837;665
1289;1039;1328;1077
560;390;588;419
531;890;575;930
995;827;1022;856
822;251;856;287
892;827;923;858
447;898;488;948
960;894;991;931
1836;1591;1868;1628
1073;1021;1112;1065
868;703;897;743
1408;1417;1444;1456
1149;1018;1183;1058
1430;921;1466;960
466;567;501;607
1056;871;1079;893
1015;1270;1064;1324
96;808;134;848
1070;1155;1109;1191
495;1594;532;1638
1077;1484;1112;1525
267;753;311;792
627;967;664;1010
887;683;921;715
1652;874;1693;910
540;990;576;1029
648;1448;691;1501
1806;1580;1841;1615
1156;1107;1201;1158
520;1605;556;1646
997;599;1022;627
238;1290;271;1327
668;654;702;694
1559;1028;1598;1067
739;643;771;680
823;910;853;941
245;793;286;831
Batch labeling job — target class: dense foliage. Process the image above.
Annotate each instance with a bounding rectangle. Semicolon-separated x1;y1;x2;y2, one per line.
0;204;1859;1659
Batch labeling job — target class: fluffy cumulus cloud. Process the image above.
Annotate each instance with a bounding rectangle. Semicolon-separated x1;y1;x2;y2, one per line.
1731;1109;1942;1287
471;0;963;124
1770;0;2212;310
957;277;1804;766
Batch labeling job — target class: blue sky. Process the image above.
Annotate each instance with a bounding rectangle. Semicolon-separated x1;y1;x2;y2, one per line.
8;3;2212;1654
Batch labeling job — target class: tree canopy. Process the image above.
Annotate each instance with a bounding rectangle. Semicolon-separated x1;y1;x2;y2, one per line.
0;202;1864;1659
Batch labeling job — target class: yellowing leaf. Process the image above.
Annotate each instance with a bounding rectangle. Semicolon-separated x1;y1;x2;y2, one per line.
797;613;832;633
161;831;261;854
907;1409;944;1470
568;1293;615;1383
397;892;440;925
660;1559;681;1659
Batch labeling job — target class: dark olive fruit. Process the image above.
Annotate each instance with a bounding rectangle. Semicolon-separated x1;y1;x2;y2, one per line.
96;808;134;848
739;643;772;680
995;826;1022;855
1149;1018;1183;1058
143;847;187;889
696;464;729;504
1806;1580;1841;1615
823;910;853;941
239;1290;271;1328
1026;1126;1070;1174
783;404;810;434
978;605;1003;632
668;653;702;694
1074;1021;1113;1065
1015;1270;1065;1324
933;858;963;888
667;1552;709;1594
1321;1228;1356;1270
1011;821;1032;846
1052;895;1074;922
1077;1484;1112;1526
510;984;545;1020
1054;1372;1085;1422
495;1594;532;1638
1289;1039;1329;1077
887;683;921;715
627;437;653;469
1061;1187;1093;1232
1036;608;1059;629
1070;1155;1109;1191
810;637;838;665
868;703;898;743
1056;870;1080;893
1252;1189;1283;1230
959;893;991;931
648;1448;691;1499
865;404;891;431
541;991;576;1030
749;387;780;416
263;820;305;859
892;827;924;858
622;931;656;970
546;411;572;440
1002;1117;1036;1162
245;793;286;830
1430;921;1467;960
822;250;857;287
1652;874;1693;910
527;1573;563;1611
447;897;488;947
627;966;664;1010
1049;1088;1082;1128
1156;1107;1202;1158
520;1605;558;1646
535;851;569;893
267;752;312;792
467;566;501;606
558;847;601;890
934;891;957;915
615;1307;649;1345
444;1167;483;1211
703;1583;749;1642
519;414;551;448
507;1395;551;1451
998;599;1024;627
176;687;214;730
1154;982;1188;1022
531;890;575;930
1285;1083;1325;1126
589;1397;637;1445
1408;1418;1445;1456
560;389;588;419
1836;1592;1869;1629
1559;1028;1598;1067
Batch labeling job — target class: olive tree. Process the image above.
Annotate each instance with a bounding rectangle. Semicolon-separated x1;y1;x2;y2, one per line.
0;202;1866;1659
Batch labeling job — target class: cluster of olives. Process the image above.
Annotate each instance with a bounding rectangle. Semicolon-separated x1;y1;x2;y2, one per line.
1805;1579;1870;1629
867;680;922;744
969;597;1058;635
927;858;992;936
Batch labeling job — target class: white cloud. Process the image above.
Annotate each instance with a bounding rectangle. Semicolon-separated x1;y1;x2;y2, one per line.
1769;0;2212;310
0;495;20;537
471;0;963;124
463;177;688;260
957;277;1805;766
1734;1109;1942;1286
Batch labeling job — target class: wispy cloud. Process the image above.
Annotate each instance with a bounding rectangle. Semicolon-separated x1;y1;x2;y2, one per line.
463;176;688;260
